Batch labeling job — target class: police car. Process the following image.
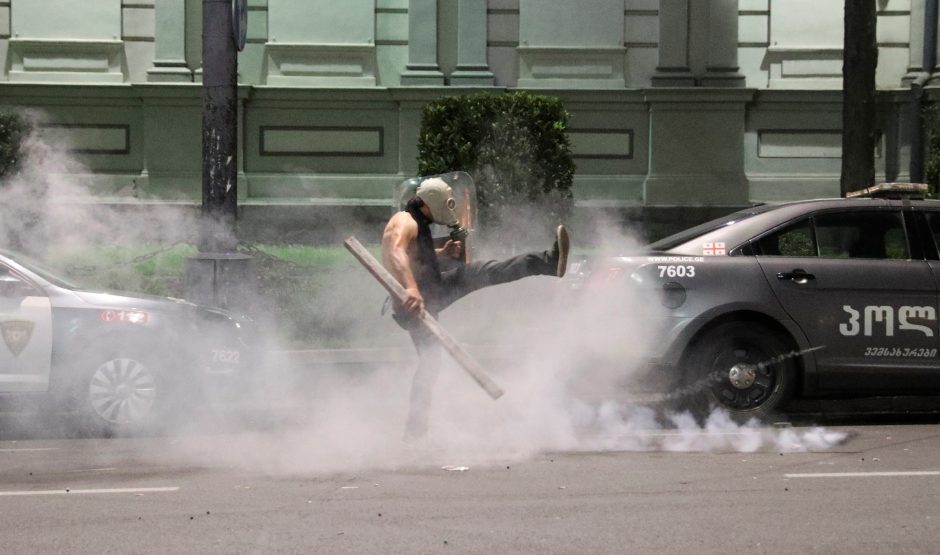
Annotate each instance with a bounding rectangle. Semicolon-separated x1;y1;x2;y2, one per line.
578;183;940;421
0;249;255;435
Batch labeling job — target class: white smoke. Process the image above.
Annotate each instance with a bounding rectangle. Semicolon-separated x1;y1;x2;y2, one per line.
0;112;197;257
152;210;848;474
0;113;849;472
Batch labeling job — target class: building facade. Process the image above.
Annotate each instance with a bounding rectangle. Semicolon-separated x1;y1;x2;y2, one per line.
0;0;936;239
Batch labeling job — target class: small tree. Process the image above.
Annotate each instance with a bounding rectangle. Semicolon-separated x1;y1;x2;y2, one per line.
417;92;575;241
0;110;31;181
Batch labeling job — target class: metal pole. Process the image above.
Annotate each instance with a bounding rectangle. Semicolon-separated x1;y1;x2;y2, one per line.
911;0;938;183
201;0;238;252
185;0;255;313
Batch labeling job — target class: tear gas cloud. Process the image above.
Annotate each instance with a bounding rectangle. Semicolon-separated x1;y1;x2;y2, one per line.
0;112;199;257
156;205;848;475
0;116;847;473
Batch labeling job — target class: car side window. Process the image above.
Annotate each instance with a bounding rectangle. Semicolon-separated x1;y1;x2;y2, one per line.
756;210;909;259
923;211;940;258
0;265;44;299
755;218;816;257
814;211;908;260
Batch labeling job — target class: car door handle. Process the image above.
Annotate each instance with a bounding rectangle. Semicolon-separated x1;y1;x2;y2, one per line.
777;269;816;284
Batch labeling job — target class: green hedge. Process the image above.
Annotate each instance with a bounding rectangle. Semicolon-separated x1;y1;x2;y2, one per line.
0;110;31;180
927;106;940;198
417;91;575;236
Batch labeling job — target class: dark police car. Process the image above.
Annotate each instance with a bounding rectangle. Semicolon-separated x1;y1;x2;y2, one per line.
578;183;940;421
0;249;254;435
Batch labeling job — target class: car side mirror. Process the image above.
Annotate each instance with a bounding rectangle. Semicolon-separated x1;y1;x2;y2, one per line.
0;276;36;300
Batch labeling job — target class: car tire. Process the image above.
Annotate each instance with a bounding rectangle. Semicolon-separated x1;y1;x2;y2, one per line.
73;353;172;437
682;321;796;423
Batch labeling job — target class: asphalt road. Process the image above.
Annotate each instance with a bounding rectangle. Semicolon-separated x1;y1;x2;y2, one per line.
1;419;939;554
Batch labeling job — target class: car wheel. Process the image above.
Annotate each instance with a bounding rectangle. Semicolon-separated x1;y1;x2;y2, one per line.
682;322;796;423
76;355;167;436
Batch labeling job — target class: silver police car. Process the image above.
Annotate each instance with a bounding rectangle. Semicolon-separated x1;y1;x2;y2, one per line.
580;184;940;421
0;249;256;435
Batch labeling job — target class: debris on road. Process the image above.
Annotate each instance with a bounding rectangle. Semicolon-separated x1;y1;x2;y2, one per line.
441;466;469;472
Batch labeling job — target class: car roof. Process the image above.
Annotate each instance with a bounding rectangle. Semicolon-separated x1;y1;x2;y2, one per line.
654;197;940;255
0;249;81;289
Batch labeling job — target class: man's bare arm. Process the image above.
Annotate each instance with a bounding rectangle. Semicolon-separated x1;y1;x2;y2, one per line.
381;212;424;313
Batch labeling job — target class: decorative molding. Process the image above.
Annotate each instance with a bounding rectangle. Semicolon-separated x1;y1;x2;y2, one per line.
450;68;495;87
259;126;384;157
245;173;402;199
766;47;843;90
758;130;841;158
147;64;192;82
517;46;626;89
399;67;445;86
263;43;377;87
758;129;882;159
651;69;696;87
7;39;126;83
569;129;634;160
37;123;130;155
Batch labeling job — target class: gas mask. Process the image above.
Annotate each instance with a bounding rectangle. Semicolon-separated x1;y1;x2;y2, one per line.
415;178;469;241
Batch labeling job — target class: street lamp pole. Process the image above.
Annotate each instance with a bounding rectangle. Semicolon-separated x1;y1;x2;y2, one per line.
201;0;238;251
184;0;254;312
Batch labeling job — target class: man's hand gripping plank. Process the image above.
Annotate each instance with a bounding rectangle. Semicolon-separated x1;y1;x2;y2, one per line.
343;236;504;400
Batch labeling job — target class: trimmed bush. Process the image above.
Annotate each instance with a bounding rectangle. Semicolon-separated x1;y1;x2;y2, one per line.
0;110;30;180
927;106;940;198
417;91;575;237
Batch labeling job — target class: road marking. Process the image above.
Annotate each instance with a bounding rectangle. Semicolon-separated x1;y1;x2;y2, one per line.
0;486;179;497
785;471;940;479
0;448;59;453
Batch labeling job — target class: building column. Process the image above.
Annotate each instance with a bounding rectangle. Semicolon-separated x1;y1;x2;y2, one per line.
400;0;445;85
517;0;625;88
903;0;927;85
766;0;842;89
652;0;695;86
148;0;193;82
644;89;753;205
701;0;744;87
929;0;940;84
264;0;376;87
8;0;125;83
451;0;494;86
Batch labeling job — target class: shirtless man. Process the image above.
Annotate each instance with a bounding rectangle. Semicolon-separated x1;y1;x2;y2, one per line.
381;176;569;439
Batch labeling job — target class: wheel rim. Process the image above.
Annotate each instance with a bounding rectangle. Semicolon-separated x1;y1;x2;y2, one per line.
88;358;157;425
707;344;777;411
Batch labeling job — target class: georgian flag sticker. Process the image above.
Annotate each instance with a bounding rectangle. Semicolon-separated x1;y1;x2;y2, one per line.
703;242;726;256
1;320;34;357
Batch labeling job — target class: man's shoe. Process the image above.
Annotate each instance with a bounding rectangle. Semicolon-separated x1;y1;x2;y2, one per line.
551;224;570;277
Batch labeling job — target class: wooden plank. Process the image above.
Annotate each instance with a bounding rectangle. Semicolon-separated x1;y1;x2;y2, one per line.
343;236;504;400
